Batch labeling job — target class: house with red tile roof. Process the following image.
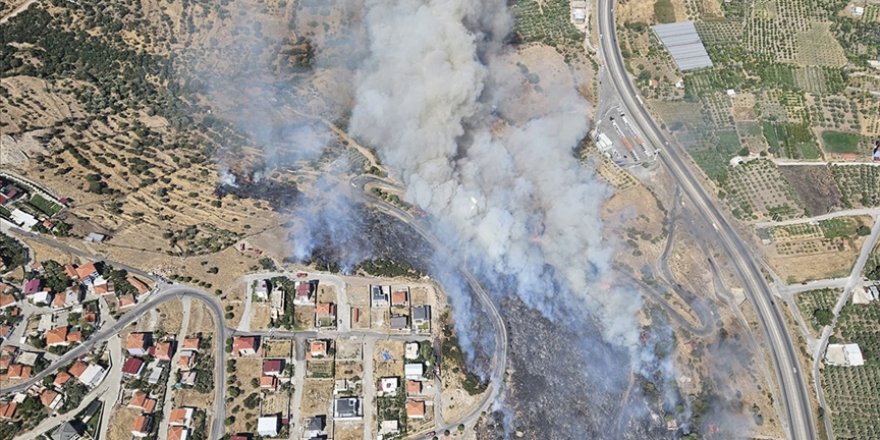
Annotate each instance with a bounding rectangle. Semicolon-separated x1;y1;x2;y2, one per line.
54;371;72;388
126;333;151;356
181;337;200;352
0;402;16;420
406;380;422;396
131;415;152;437
260;375;279;390
68;361;88;378
232;336;258;356
179;353;196;371
169;407;193;427
168;426;189;440
7;364;31;379
127;391;156;413
40;389;63;410
405;400;425;419
308;340;327;359
122;357;145;377
155;341;175;362
127;276;149;296
45;326;69;347
262;359;284;376
118;294;136;309
64;264;77;280
74;262;98;281
0;293;17;310
391;289;408;307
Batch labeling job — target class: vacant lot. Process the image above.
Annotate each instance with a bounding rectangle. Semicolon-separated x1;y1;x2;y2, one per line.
264;339;294;358
301;379;333;418
334;423;364;440
374;340;405;378
107;407;139;440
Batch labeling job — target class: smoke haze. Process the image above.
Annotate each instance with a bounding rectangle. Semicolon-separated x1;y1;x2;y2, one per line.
349;0;642;349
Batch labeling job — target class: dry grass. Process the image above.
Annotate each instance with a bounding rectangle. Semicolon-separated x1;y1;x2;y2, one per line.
262;392;290;415
226;357;263;434
174;388;213;409
250;303;273;329
186;301;218;335
301;379;333;418
295;306;314;329
316;284;337;303
263;339;293;358
335;337;362;361
333;423;364;440
106;407;140;440
335;361;363;381
373;341;405;378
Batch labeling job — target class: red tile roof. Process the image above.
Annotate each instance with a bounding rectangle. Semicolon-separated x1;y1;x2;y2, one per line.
74;262;98;280
122;357;144;375
262;359;284;375
68;361;88;378
0;402;16;419
405;399;425;418
391;290;408;305
54;371;72;387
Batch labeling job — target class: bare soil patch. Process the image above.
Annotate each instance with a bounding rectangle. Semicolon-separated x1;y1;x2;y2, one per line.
778;165;845;216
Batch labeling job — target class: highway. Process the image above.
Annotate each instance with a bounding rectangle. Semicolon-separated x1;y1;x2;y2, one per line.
596;2;817;439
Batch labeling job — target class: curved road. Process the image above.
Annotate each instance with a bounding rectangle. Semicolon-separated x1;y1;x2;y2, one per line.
1;285;229;440
596;2;817;439
350;175;509;435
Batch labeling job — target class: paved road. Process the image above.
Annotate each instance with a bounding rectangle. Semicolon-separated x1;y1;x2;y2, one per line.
811;214;880;440
597;2;816;438
753;208;880;229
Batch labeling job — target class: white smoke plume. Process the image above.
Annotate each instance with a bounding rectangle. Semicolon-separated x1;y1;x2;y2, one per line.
349;0;642;349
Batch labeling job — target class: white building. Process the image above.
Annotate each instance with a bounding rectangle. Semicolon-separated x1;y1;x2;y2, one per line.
404;342;420;360
853;285;879;304
825;343;865;366
379;377;399;396
10;209;37;229
257;415;280;437
78;364;106;387
404;363;424;380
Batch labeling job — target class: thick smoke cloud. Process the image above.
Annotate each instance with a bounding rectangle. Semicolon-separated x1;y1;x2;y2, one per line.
349;0;642;349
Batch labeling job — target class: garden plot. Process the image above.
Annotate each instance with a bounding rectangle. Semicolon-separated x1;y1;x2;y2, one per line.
794;288;840;336
779;90;809;124
778;165;845;216
793;66;846;94
761;121;820;159
722;159;806;220
821;300;880;439
831;165;880;207
796;22;848;67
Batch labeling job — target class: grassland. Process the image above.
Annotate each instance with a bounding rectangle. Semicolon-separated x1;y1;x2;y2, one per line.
821;131;861;154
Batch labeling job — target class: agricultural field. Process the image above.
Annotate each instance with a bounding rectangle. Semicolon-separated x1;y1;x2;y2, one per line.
794;288;839;336
821;300;880;438
760;216;870;282
821;130;862;154
722;159;805;221
511;0;584;58
831;165;880;208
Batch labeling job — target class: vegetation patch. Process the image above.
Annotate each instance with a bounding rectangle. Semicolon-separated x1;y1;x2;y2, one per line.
654;0;676;23
821;130;861;154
